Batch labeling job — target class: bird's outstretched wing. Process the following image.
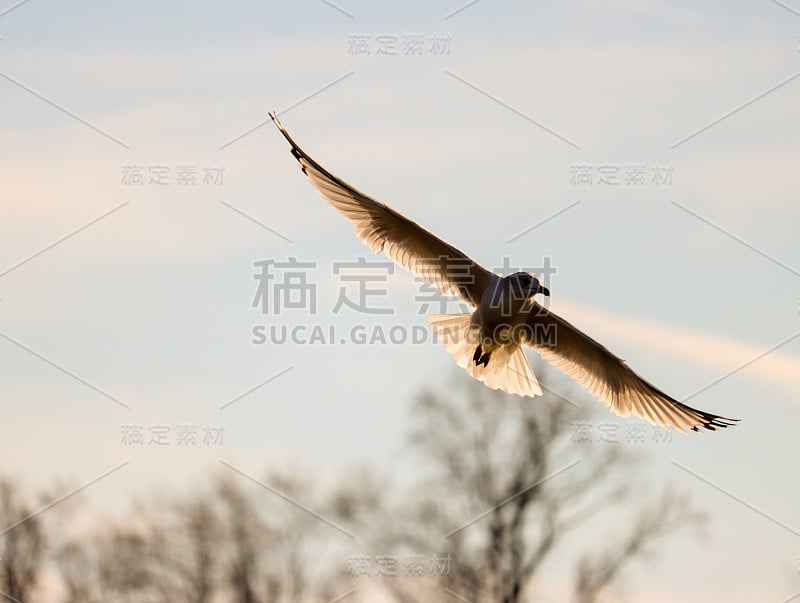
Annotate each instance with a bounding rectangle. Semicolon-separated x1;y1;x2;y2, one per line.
270;113;493;306
524;302;738;433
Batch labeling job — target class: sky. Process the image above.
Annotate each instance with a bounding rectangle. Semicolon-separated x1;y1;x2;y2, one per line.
1;0;799;601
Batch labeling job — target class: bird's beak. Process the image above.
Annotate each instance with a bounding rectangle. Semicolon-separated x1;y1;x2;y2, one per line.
539;285;551;297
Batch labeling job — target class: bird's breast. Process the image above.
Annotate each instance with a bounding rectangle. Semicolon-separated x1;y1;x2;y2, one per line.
473;283;530;344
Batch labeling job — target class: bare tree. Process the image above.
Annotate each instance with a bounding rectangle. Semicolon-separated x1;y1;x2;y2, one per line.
58;527;162;603
49;369;706;603
140;495;222;603
55;471;352;603
56;488;226;603
216;475;268;603
339;369;705;603
0;478;46;602
214;470;354;603
573;489;707;603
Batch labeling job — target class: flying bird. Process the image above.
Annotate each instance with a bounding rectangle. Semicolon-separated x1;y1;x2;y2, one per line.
269;113;738;433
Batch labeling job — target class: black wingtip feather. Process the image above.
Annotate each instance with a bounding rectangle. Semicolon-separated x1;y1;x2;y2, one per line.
673;398;739;432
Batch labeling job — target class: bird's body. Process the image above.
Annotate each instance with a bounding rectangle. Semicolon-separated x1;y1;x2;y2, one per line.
270;113;738;433
475;273;548;338
466;273;543;364
422;272;548;397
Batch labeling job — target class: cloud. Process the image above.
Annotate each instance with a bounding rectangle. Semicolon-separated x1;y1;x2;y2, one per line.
555;299;800;399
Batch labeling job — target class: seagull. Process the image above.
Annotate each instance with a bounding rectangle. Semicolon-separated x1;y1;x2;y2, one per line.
269;113;738;433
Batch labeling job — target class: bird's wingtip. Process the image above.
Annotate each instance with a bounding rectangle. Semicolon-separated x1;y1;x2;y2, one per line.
269;111;290;137
268;111;298;151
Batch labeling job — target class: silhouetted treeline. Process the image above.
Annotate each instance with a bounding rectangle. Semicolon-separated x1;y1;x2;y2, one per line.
1;369;706;602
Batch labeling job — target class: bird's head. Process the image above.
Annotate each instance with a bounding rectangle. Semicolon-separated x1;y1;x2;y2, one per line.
506;272;550;299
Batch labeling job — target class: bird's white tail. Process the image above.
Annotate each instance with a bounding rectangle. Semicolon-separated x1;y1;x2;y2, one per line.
428;313;542;398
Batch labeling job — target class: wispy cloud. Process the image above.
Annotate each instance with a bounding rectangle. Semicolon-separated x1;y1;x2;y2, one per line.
555;300;800;399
